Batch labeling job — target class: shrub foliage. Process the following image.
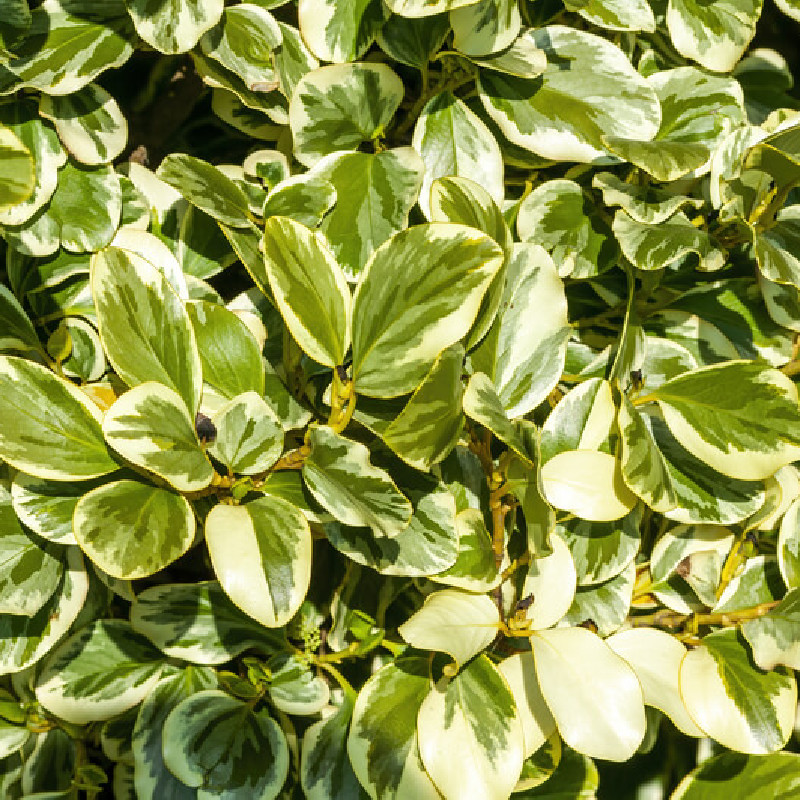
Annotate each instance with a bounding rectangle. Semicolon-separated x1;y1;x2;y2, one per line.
2;0;800;798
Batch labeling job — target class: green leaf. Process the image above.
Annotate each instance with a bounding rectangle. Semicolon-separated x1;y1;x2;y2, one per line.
413;91;503;220
307;148;424;280
303;426;412;537
0;545;88;675
301;696;368;800
0;487;62;616
352;223;503;397
0;124;33;212
131;581;285;665
91;241;202;412
38;82;127;165
375;12;450;68
162;689;288;799
73;480;195;580
606;628;704;737
381;343;465;471
347;656;440;800
451;0;521;56
200;4;281;88
209;392;284;475
0;101;66;227
471;243;570;417
0;355;116;480
157;153;252;227
531;626;646;761
667;0;763;73
176;204;237;280
298;0;389;63
35;619;165;725
60;318;106;383
479;26;660;163
398;588;499;670
125;0;223;54
673;751;800;800
680;628;796;753
418;655;524;800
262;216;351;367
205;495;312;627
132;668;217;800
517;180;617;279
520;531;577;630
289;62;404;167
778;497;800;588
187;300;265;399
102;383;213;492
4;4;133;94
650;361;800;480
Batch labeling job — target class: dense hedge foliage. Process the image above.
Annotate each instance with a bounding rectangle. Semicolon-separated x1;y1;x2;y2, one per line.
2;0;800;798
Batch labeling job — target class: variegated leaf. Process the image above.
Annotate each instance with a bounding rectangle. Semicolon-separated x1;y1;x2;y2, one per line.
741;588;800;671
125;0;223;54
541;450;638;523
298;0;389;63
0;123;33;212
778;496;800;588
649;361;800;480
413;92;503;220
0;546;88;675
381;343;465;471
187;300;264;399
301;696;368;800
680;628;796;753
131;581;285;665
497;653;557;759
479;26;660;163
205;495;312;628
0;355;117;480
73;480;195;580
606;628;704;737
38;82;127;165
325;472;459;577
35;619;165;725
263;174;336;229
574;0;655;31
352;224;503;397
0;283;40;354
132;667;217;800
562;560;635;636
200;4;281;89
418;655;524;800
289;63;404;167
385;0;479;15
0;487;62;616
307;148;423;279
430;508;499;592
262;216;351;367
667;0;763;73
91;244;202;414
754;206;800;289
451;0;520;56
471;243;570;417
102;383;213;492
0;101;65;227
60;318;106;383
347;656;440;800
521;531;577;630
268;653;330;715
4;3;133;95
617;392;678;513
161;690;288;798
398;588;500;670
303;426;412;537
531;626;646;761
273;20;319;98
209;392;284;475
157;153;251;227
